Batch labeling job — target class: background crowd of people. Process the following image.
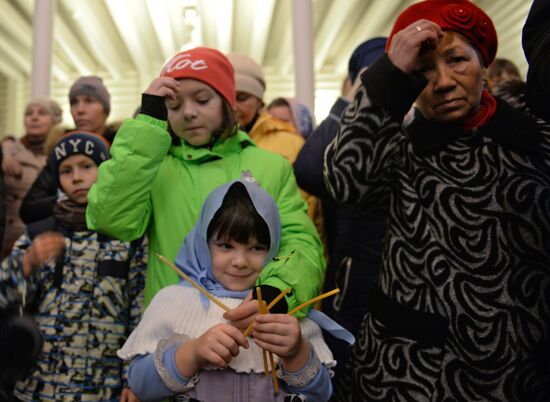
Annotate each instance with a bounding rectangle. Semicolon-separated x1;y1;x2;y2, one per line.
1;0;549;401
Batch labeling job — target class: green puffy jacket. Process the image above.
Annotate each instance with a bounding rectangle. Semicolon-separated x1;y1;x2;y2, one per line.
86;114;325;316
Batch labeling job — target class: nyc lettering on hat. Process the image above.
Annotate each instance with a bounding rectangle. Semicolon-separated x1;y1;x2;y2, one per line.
54;138;105;161
51;131;110;174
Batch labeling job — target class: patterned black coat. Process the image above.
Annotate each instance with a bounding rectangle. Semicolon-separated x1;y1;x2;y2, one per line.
324;55;550;401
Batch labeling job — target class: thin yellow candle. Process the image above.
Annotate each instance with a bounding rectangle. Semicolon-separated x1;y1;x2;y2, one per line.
287;288;340;316
268;350;279;395
156;253;231;312
256;288;269;376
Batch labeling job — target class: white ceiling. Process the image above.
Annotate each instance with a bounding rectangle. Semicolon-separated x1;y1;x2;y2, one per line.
0;0;534;126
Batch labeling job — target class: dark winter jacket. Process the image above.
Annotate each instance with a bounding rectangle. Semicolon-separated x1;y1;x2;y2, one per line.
294;98;384;315
523;0;550;122
294;97;385;381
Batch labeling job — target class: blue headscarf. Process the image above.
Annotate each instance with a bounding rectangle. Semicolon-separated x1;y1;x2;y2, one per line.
174;180;355;345
285;98;315;139
175;180;281;305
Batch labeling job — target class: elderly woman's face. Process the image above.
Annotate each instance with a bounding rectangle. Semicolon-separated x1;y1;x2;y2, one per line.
24;104;54;138
415;31;485;123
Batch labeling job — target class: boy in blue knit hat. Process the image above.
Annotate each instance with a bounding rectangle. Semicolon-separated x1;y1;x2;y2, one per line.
0;131;146;402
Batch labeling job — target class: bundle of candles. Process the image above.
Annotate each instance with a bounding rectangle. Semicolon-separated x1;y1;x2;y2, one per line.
156;253;339;395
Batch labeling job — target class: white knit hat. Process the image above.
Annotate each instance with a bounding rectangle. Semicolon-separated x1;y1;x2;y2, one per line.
26;97;63;125
227;53;266;100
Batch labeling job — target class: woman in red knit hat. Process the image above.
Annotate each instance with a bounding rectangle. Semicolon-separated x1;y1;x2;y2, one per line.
324;0;550;401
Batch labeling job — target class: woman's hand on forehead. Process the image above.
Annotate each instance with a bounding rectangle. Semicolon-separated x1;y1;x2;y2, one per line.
389;19;444;74
144;76;180;101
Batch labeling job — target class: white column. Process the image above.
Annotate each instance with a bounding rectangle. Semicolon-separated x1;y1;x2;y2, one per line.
31;0;56;98
291;0;314;113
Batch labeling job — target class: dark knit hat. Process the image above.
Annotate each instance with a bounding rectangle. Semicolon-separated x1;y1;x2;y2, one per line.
69;76;111;115
387;0;497;67
348;37;387;83
160;47;236;108
51;131;110;174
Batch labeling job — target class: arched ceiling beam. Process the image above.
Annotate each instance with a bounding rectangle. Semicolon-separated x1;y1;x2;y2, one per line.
17;0;93;79
146;0;178;60
314;0;360;71
335;0;404;75
62;0;130;79
105;0;155;78
198;0;234;53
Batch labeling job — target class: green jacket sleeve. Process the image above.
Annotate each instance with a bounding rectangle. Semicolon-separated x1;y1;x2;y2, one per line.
86;115;172;241
257;162;326;318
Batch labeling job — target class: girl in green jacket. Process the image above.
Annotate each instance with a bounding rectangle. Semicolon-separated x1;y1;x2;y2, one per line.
86;47;325;328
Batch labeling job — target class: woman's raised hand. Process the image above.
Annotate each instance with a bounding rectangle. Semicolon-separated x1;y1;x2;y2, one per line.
388;19;444;74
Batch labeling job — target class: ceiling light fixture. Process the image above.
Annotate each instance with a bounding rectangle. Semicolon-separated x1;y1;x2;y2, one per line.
183;6;198;21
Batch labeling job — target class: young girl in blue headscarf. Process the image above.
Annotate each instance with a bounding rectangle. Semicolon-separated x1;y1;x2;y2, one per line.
118;180;335;402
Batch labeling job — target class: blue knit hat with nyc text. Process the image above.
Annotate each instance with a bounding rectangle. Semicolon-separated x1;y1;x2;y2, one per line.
51;131;110;174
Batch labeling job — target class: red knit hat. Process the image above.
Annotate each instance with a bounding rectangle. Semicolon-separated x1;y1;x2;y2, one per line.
160;47;236;108
387;0;497;67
